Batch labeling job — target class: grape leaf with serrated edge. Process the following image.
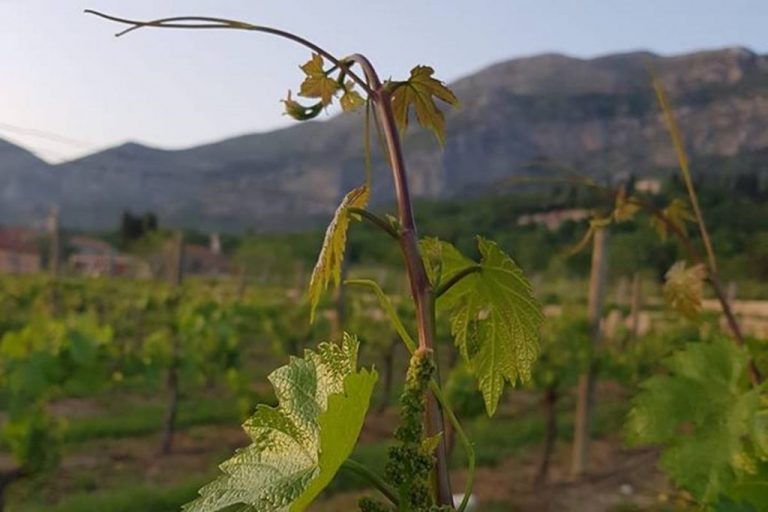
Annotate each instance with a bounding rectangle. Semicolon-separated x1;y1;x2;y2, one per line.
422;237;543;416
308;185;369;323
626;337;768;504
663;260;706;319
183;334;377;512
390;66;459;144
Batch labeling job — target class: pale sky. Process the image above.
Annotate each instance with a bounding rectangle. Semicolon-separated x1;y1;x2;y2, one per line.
2;0;768;163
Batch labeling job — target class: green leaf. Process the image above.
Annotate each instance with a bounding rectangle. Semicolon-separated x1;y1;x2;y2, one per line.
752;411;768;456
184;334;377;512
308;185;370;323
340;81;365;112
724;473;768;511
390;66;459;144
291;368;377;509
298;53;340;106
651;198;695;240
423;237;543;416
625;337;767;504
663;260;707;319
282;90;323;121
3;405;61;473
532;315;592;390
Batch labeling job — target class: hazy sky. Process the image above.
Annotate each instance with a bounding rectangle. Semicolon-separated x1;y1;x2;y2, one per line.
2;1;768;163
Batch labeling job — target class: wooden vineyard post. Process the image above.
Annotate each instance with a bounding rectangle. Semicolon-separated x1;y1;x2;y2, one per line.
47;206;60;277
161;231;184;454
571;227;608;478
630;272;642;340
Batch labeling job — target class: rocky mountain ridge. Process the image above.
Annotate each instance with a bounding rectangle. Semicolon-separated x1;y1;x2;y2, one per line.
3;46;767;231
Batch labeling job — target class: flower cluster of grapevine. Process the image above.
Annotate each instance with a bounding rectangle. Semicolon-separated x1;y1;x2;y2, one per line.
360;350;452;512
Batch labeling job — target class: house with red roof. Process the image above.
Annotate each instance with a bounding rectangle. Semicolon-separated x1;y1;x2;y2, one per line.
0;227;42;274
68;235;149;278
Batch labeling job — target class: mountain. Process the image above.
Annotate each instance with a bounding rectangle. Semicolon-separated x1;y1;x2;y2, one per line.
4;46;768;232
0;139;59;225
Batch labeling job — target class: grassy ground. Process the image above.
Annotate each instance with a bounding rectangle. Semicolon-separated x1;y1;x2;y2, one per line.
7;275;755;512
62;396;243;444
19;479;209;512
4;379;678;512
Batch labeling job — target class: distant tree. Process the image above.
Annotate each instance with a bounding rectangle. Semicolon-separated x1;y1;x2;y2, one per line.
142;212;158;232
120;210;159;247
733;173;759;200
626;173;636;195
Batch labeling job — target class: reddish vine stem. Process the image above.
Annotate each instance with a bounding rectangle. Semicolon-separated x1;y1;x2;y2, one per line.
627;197;762;386
83;11;373;95
648;75;762;384
435;265;482;298
516;170;763;386
347;52;455;507
652;76;719;273
85;12;455;506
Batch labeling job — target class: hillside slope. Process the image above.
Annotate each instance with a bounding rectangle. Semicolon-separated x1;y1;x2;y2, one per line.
3;46;768;231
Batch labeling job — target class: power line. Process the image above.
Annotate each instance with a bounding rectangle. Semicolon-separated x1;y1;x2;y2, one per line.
0;123;101;163
0;135;76;163
0;122;94;149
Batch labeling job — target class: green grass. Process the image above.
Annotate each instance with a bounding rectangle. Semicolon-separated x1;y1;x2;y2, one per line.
12;385;629;511
607;504;647;512
63;395;244;444
17;477;209;512
484;502;521;512
325;394;628;496
456;397;627;467
325;442;390;495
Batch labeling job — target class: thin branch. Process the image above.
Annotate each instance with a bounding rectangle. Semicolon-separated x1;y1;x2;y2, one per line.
505;174;605;193
347;207;400;241
625;197;703;266
344;53;382;90
434;265;482;298
651;74;718;273
627;196;762;385
533;169;762;385
344;278;417;352
647;77;761;382
341;459;399;506
84;10;373;95
362;100;373;188
430;381;476;512
517;161;607;191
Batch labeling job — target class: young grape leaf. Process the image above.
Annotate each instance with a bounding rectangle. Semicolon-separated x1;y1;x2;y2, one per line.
626;337;768;504
308;185;370;323
390;66;459;144
298;53;340;106
423;237;543;416
184;334;377;512
651;198;696;241
340;81;365;112
663;261;707;319
282;90;324;121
